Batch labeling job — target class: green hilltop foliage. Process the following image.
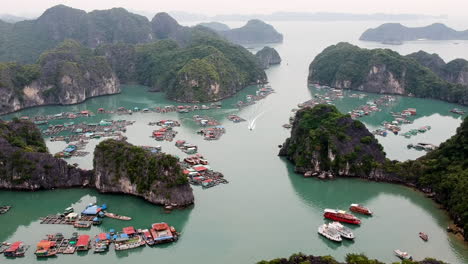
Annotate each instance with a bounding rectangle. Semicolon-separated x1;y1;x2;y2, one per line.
0;5;266;105
0;119;48;182
0;62;40;101
0;39;115;109
94;139;188;194
281;104;386;176
98;36;266;102
0;119;47;153
282;104;468;240
0;5;152;63
393;116;468;240
257;252;447;264
308;42;468;105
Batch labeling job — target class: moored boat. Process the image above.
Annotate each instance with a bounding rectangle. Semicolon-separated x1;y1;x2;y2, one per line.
105;212;132;221
4;241;27;257
73;221;92;228
349;204;373;216
0;242;11;254
93;233;111;253
151;222;178;244
394;249;412;260
328;222;355;239
419;232;428;241
63;207;74;215
76;235;90;251
34;241;57;258
140;229;155;246
323;209;361;225
114;227;145;251
0;206;11;214
318;224;342;242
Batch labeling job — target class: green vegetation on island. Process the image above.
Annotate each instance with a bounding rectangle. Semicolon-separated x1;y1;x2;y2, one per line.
94;139;188;193
98;35;266;102
0;39;119;115
0;120;194;206
280;104;468;240
360;23;468;42
308;42;468;105
255;46;282;69
0;5;153;63
198;19;283;45
257;252;447;264
0;6;267;112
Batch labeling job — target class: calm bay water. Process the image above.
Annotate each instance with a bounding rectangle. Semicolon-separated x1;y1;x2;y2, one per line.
1;19;468;263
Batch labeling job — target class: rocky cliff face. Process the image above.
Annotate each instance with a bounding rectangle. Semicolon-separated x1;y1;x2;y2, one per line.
0;40;120;115
280;104;468;240
0;5;153;63
279;105;397;181
308;42;468;105
93;139;194;207
0;120;92;190
407;51;468;87
217;19;283;45
255;47;282;69
151;12;218;47
168;50;260;102
360;22;468;42
0;120;194;207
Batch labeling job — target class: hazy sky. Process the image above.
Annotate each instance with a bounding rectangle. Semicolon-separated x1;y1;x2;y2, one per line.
3;0;468;16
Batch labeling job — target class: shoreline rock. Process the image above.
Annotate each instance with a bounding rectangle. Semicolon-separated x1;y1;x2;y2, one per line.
280;104;468;241
0;120;194;207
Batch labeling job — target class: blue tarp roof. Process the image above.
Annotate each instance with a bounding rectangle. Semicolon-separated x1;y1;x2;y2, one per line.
82;205;99;215
120;234;128;238
154;235;173;241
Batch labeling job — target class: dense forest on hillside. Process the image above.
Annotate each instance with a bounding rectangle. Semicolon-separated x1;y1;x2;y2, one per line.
281;104;468;240
308;42;468;105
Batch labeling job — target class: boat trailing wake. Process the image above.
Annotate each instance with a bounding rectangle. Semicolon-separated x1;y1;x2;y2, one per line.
248;111;265;130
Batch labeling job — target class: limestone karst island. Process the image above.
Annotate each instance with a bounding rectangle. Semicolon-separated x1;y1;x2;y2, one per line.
0;1;467;264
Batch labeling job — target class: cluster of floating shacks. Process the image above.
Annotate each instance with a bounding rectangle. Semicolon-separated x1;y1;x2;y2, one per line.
1;204;180;258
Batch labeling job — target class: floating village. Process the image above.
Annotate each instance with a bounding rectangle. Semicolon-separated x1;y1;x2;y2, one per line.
1;83;466;261
1;204;179;258
284;85;467;153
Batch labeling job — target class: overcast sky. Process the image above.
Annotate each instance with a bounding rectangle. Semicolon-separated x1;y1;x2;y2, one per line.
2;0;468;16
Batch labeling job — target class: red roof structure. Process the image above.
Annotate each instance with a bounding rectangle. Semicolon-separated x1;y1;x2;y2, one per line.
152;223;169;231
194;166;207;172
123;226;136;235
98;233;108;240
5;242;22;252
37;240;55;249
76;235;90;247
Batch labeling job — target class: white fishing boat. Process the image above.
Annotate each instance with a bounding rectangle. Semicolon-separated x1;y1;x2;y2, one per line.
328;222;354;239
394;249;412;260
318;224;342;242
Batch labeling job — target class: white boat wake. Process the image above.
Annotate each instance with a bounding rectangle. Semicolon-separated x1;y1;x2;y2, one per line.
248;111;265;130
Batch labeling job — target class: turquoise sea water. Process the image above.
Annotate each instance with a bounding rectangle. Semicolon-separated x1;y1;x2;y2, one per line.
1;19;468;263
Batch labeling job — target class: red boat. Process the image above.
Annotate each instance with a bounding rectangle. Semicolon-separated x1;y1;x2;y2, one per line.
323;209;361;225
349;204;373;215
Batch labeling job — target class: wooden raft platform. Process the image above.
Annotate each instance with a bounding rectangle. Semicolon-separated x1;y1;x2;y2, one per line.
40;215;95;225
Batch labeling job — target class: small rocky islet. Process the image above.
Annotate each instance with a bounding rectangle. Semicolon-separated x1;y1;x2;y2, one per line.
280;104;468;241
199;19;284;45
360;22;468;43
256;47;282;69
0;119;194;207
